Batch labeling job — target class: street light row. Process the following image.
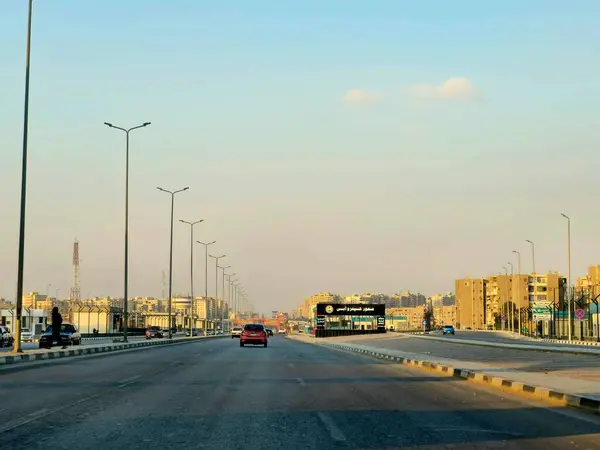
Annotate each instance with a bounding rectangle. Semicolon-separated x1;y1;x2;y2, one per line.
11;4;244;353
498;213;573;340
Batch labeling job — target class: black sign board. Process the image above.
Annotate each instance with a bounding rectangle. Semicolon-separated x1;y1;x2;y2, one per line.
316;303;386;316
377;316;385;329
316;316;325;329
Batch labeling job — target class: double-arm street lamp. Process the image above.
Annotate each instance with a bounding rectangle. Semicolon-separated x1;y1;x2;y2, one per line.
220;266;232;330
180;219;203;336
209;254;226;329
157;186;189;338
104;120;151;341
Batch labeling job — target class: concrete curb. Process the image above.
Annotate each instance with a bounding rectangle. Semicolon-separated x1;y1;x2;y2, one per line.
533;338;600;347
0;335;227;367
316;341;600;415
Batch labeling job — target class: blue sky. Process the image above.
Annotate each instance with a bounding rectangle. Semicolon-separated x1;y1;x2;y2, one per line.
1;1;600;312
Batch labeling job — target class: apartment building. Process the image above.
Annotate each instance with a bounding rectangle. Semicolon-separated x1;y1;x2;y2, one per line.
302;292;342;317
529;272;566;306
485;275;529;327
455;277;486;329
433;305;456;326
23;292;51;309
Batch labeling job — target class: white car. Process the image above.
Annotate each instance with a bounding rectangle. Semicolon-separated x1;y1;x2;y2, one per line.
231;327;243;338
277;328;287;335
21;327;35;342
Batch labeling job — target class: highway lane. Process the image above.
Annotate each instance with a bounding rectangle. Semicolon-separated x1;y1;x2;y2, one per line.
2;336;600;449
337;334;600;379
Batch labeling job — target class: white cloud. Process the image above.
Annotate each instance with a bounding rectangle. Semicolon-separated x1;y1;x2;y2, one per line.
409;77;478;101
342;89;381;106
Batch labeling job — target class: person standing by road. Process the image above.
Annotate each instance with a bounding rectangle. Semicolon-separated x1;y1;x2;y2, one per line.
51;307;67;349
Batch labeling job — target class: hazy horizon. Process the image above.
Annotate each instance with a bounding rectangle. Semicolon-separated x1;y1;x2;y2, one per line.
1;1;599;314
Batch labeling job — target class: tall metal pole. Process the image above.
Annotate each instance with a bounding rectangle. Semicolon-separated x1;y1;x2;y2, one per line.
220;266;231;331
513;250;521;335
13;0;34;354
526;240;535;337
180;220;203;336
209;254;226;330
507;262;514;332
561;213;572;340
196;240;216;332
104;121;151;342
157;187;189;339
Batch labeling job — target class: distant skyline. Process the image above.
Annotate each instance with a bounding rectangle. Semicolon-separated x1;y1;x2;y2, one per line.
1;1;600;313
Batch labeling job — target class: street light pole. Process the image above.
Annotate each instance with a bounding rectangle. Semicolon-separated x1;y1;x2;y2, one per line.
197;240;216;331
507;262;514;332
104;121;151;342
209;254;226;330
220;266;231;331
180;220;203;337
157;186;189;339
513;250;522;334
13;0;34;354
561;213;573;341
526;239;536;337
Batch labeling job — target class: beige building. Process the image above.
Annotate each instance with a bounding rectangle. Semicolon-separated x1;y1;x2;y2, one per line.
529;272;565;305
485;275;529;328
455;277;486;329
433;305;456;326
301;292;342;317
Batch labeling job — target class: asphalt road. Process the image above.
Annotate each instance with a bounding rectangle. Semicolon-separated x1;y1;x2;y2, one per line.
1;336;600;449
340;334;600;378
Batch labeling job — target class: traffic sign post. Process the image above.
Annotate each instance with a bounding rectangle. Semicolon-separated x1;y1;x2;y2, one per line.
575;308;585;321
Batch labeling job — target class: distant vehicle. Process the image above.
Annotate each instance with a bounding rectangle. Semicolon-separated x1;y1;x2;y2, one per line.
240;324;268;348
185;328;200;337
265;328;273;337
38;323;81;349
206;330;216;336
231;327;243;338
21;327;34;342
277;328;286;335
146;326;164;339
0;326;14;348
216;330;224;335
442;325;455;335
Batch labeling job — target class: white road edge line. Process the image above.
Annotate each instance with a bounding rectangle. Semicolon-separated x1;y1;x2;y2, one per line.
296;377;306;387
118;375;141;388
317;412;347;443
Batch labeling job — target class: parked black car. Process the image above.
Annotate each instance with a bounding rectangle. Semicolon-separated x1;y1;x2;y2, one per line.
145;326;164;339
38;323;82;349
0;325;14;348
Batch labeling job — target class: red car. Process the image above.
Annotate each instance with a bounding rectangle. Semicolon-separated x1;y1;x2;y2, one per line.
240;324;268;348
